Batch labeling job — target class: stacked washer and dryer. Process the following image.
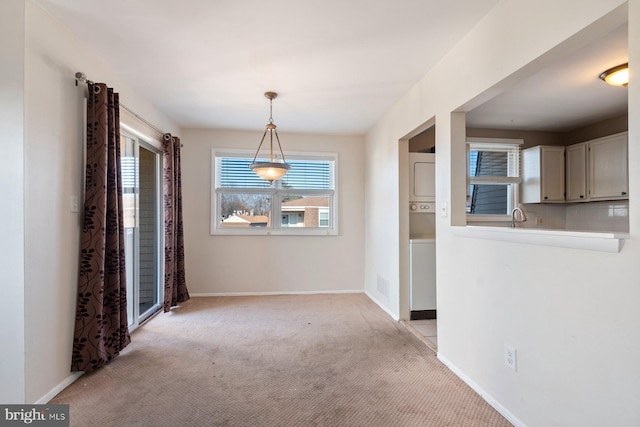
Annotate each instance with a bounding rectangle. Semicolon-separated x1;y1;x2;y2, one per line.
409;153;437;320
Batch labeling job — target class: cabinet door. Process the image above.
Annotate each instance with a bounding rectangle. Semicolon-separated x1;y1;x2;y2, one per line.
521;146;542;204
414;161;435;199
589;133;628;200
565;143;587;202
540;146;565;202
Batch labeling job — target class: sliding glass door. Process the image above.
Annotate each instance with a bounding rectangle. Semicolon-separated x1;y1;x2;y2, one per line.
121;133;163;329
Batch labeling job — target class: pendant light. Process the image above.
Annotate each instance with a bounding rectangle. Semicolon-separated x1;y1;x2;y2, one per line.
599;63;629;87
249;92;290;183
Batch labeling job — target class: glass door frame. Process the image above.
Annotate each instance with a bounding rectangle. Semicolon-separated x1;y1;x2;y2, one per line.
137;139;163;324
121;130;164;331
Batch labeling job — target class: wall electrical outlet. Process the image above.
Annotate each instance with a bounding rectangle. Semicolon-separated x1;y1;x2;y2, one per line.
504;344;517;371
535;216;544;226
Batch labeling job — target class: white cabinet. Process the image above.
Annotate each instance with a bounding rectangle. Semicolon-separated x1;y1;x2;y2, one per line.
589;133;628;200
521;145;565;203
564;132;628;202
410;239;436;312
565;142;587;202
409;153;435;202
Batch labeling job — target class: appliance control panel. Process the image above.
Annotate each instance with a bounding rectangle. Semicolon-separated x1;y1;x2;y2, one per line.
409;202;435;213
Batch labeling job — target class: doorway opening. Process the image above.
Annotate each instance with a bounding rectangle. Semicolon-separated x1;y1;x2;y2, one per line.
406;125;437;349
121;132;163;330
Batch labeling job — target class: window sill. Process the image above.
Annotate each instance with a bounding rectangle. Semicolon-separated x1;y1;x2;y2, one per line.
452;225;628;253
211;228;338;236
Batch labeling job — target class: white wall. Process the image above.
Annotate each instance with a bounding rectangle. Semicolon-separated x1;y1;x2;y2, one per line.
21;0;179;403
0;0;26;404
365;0;639;425
181;128;364;295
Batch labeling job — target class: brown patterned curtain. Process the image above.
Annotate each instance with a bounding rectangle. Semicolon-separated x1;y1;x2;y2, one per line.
163;133;190;312
71;83;130;373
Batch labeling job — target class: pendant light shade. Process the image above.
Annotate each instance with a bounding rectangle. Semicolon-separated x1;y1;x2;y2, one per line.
250;92;290;183
599;63;629;87
249;161;290;181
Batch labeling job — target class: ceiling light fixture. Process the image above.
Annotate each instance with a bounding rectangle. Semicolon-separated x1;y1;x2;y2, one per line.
249;92;290;183
599;63;629;87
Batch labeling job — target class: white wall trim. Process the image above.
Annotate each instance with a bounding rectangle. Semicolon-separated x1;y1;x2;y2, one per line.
437;353;526;427
36;372;83;404
364;290;399;321
190;290;364;297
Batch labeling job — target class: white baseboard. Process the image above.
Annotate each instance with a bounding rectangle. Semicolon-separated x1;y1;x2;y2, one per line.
437;353;526;427
36;372;83;404
364;290;399;321
190;290;364;297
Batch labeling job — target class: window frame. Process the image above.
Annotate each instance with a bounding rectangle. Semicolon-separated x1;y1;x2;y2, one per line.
211;149;339;236
466;137;523;223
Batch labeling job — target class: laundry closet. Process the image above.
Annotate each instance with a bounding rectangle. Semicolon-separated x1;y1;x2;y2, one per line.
408;128;436;321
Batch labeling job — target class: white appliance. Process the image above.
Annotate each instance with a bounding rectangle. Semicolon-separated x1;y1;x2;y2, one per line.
409;238;436;312
409;153;435;211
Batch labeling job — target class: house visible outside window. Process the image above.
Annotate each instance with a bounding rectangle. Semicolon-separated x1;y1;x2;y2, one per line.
212;150;338;235
466;138;523;221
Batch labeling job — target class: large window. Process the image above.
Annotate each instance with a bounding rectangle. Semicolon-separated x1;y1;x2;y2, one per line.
466;138;522;220
212;150;337;235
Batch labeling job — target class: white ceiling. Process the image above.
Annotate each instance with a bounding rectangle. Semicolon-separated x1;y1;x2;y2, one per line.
466;23;628;132
35;0;500;134
35;1;627;135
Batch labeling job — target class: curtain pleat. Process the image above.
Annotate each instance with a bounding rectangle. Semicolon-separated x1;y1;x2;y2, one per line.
163;134;190;312
72;83;130;373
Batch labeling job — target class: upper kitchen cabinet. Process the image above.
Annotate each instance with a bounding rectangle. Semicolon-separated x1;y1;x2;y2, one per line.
565;132;628;202
524;132;628;204
565;142;588;202
588;132;628;200
521;145;565;203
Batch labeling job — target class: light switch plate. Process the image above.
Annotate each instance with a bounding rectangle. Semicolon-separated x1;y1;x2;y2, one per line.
440;202;447;217
71;196;79;213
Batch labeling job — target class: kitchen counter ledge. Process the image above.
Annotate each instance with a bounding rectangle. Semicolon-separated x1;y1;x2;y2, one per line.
452;225;629;253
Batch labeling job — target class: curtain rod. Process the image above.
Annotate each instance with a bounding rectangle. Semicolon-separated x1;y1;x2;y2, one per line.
75;71;169;139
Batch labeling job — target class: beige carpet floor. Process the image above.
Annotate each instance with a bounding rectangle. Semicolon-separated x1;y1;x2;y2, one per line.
51;294;512;427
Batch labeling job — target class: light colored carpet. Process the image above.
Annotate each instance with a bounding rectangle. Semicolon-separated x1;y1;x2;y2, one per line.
51;294;511;426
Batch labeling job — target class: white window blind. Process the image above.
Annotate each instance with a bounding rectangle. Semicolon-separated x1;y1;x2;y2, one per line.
468;142;521;185
216;157;334;190
216;157;271;189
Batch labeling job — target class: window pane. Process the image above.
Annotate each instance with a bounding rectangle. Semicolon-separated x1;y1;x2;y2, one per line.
217;157;272;189
281;159;334;190
467;142;520;217
469;150;508;177
219;193;271;228
319;211;329;227
280;195;330;228
213;151;337;234
467;184;510;215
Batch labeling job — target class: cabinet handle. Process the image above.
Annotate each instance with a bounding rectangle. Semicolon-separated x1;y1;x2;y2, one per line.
544;196;548;200
622;191;627;196
579;195;584;199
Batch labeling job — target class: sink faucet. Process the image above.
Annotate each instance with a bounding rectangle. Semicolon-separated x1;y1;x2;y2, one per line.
511;207;527;228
